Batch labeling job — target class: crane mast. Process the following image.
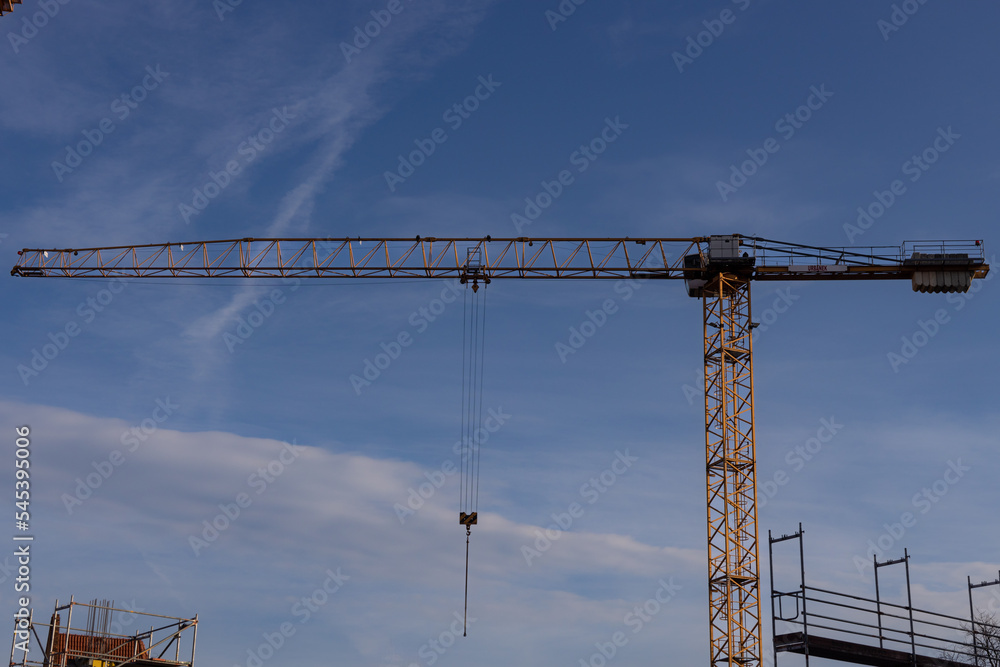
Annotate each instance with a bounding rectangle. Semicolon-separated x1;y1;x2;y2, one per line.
703;270;759;667
12;234;989;667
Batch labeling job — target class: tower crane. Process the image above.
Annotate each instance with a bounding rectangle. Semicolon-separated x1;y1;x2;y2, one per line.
12;234;990;667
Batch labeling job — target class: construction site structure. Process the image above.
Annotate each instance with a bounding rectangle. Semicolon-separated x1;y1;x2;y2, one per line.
770;525;1000;667
0;1;22;16
8;598;197;667
11;234;991;667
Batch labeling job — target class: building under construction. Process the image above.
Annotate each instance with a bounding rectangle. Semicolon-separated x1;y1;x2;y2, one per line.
9;598;197;667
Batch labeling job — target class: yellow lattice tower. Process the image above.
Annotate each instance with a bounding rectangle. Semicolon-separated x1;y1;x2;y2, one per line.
704;272;760;667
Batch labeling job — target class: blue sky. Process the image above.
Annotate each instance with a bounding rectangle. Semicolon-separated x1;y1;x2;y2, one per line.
1;2;998;666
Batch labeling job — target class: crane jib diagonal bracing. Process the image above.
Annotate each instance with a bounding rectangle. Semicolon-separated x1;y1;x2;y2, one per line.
13;234;990;667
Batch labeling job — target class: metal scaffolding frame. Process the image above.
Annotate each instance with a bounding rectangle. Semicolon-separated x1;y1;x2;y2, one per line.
8;597;198;667
768;526;1000;667
967;573;1000;666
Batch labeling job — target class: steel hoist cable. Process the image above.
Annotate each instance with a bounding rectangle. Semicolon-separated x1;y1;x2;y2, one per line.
458;278;487;636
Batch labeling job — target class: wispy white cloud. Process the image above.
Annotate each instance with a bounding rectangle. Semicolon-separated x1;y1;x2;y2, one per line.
184;0;497;344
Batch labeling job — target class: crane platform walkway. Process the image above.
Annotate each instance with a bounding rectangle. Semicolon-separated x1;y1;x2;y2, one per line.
774;632;971;667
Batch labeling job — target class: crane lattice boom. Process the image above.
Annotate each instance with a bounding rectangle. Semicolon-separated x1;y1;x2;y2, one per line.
11;236;988;289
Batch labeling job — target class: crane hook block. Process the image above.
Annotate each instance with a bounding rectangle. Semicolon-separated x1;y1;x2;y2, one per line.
460;512;478;526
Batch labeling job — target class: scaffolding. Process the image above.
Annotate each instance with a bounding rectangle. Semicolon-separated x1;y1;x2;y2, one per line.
769;525;1000;667
9;598;197;667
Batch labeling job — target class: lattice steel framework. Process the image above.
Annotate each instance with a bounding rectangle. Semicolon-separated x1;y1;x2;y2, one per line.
10;237;989;283
703;273;760;667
